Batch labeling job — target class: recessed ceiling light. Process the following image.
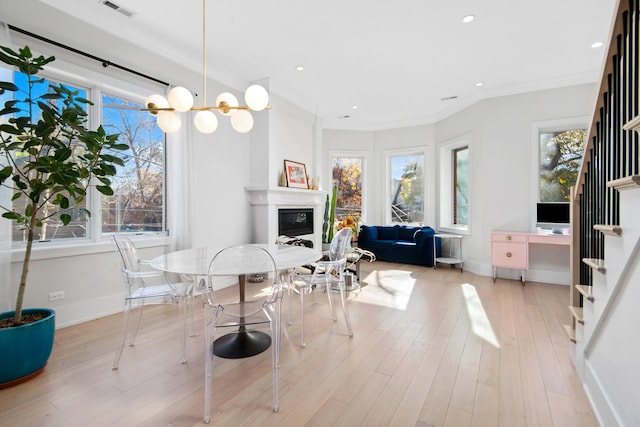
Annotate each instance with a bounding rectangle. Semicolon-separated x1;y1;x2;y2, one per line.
462;15;475;23
591;41;604;48
475;82;484;87
352;105;359;110
295;65;304;71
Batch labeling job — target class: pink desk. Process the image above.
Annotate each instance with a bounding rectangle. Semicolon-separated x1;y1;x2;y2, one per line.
491;231;570;284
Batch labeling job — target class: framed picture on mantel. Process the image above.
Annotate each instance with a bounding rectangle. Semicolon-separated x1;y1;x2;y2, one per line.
284;160;309;189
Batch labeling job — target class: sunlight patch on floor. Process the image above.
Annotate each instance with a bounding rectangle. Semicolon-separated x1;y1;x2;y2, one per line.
354;269;415;310
461;283;500;348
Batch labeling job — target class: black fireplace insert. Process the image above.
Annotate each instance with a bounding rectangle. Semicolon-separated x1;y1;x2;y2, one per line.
278;208;314;237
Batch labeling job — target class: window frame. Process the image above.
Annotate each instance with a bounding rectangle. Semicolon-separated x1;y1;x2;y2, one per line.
438;134;471;235
100;92;167;236
3;52;169;262
530;116;588;230
383;147;427;226
328;150;367;224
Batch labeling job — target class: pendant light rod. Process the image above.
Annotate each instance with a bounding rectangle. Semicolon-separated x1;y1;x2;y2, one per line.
201;0;207;108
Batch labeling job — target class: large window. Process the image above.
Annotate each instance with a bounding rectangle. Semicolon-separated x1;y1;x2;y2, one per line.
388;152;424;225
1;64;166;244
101;95;165;233
2;72;90;242
331;156;363;231
439;134;470;233
539;128;586;202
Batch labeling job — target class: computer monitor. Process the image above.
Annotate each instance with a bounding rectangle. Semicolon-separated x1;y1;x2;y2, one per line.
536;202;570;234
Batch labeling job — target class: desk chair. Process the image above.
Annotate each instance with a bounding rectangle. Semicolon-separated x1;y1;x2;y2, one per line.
111;234;193;369
203;245;283;423
289;227;354;347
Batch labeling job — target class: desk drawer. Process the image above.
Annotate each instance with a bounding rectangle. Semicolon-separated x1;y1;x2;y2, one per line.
491;232;527;243
491;242;528;269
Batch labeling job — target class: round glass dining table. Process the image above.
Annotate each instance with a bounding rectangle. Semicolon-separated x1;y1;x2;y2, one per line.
151;244;321;358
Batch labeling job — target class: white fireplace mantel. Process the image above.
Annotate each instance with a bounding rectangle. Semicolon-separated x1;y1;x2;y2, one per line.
245;186;325;206
245;187;326;248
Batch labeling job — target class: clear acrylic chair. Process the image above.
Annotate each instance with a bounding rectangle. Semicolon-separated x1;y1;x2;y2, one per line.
111;234;193;370
203;245;283;424
289;227;354;347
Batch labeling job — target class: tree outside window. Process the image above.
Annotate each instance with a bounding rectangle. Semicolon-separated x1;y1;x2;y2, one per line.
331;157;362;232
438;135;470;233
453;146;468;225
390;154;424;224
101;95;165;233
539;129;586;202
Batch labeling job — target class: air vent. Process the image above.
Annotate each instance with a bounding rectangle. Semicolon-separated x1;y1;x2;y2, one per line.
99;0;135;17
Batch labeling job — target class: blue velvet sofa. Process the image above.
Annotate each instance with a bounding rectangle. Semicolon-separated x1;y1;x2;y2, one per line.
357;225;440;267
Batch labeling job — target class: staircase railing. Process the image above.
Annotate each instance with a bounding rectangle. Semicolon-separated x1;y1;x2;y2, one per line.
572;0;639;290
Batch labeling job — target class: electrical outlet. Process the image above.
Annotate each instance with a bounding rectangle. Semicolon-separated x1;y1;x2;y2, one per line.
48;291;65;302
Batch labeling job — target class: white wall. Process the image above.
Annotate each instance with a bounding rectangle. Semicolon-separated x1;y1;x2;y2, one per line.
436;84;595;282
269;96;319;186
323;83;596;284
5;239;169;327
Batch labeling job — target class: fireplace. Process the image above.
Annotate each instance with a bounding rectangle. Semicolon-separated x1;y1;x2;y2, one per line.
278;208;314;236
246;187;325;248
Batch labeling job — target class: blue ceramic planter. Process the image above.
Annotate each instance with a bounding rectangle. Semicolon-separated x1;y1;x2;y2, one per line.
0;308;55;388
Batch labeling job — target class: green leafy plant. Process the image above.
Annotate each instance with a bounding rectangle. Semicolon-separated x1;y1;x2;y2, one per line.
0;46;128;327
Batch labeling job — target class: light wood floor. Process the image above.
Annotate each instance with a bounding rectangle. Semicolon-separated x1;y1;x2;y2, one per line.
0;261;598;427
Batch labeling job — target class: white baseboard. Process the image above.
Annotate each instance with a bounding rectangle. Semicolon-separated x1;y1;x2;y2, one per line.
53;276;238;329
458;260;570;285
53;293;124;329
584;359;622;427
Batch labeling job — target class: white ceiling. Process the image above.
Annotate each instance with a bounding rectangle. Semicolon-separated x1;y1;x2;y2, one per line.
37;0;617;131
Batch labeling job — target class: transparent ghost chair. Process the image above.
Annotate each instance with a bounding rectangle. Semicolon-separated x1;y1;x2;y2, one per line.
203;244;284;423
289;227;354;347
111;234;193;369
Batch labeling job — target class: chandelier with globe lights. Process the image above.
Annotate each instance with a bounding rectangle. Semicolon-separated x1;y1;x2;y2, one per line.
143;0;270;134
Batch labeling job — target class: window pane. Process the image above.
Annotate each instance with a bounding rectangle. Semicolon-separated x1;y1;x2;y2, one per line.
331;157;362;232
454;147;468;225
390;154;424;224
2;70;89;242
539;129;586;202
101;95;165;233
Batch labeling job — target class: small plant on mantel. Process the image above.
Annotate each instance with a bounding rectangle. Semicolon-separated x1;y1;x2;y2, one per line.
0;45;128;328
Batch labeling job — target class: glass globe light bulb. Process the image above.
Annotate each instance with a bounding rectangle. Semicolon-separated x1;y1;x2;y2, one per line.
157;110;182;133
193;110;218;134
168;86;194;112
245;85;269;111
230;109;254;133
145;94;169;114
216;92;238;116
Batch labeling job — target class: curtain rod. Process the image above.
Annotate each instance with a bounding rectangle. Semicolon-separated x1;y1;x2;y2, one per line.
7;24;169;87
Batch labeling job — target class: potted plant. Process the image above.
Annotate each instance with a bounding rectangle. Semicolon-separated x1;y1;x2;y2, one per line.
0;45;127;387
